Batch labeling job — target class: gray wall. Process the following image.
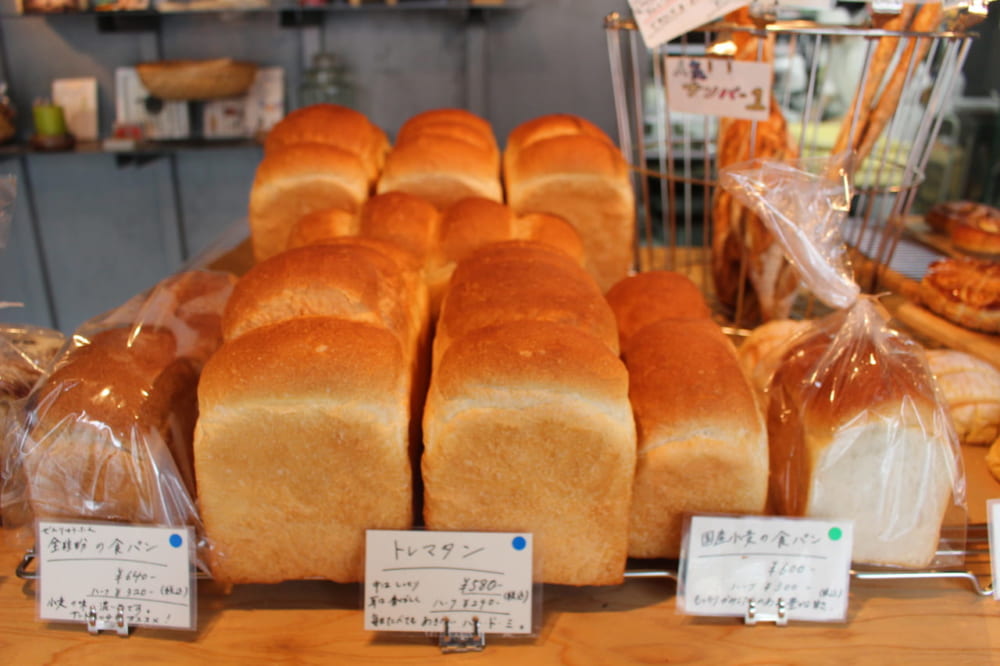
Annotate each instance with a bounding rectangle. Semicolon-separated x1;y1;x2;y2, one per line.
0;0;630;333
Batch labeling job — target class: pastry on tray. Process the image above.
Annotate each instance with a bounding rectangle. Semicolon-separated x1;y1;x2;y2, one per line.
918;257;1000;334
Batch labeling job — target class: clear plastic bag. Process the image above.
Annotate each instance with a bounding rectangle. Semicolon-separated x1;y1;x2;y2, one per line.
1;270;235;570
721;157;966;569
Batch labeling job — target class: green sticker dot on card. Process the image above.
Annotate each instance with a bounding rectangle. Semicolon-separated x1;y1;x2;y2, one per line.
828;527;843;541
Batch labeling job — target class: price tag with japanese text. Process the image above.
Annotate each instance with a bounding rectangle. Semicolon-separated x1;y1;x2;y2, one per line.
364;530;534;635
665;56;772;122
988;499;1000;602
678;515;853;622
627;0;749;50
37;521;196;631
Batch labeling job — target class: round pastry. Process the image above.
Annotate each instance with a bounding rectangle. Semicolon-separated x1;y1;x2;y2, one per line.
919;257;1000;334
925;200;981;235
950;207;1000;257
925;349;1000;446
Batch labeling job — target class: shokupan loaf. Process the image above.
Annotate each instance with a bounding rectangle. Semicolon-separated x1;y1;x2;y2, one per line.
248;143;369;262
20;326;200;526
262;103;390;184
604;271;713;348
622;319;768;558
504;113;635;291
766;310;958;568
428;198;586;313
433;240;618;367
377;109;502;209
422;319;636;586
194;316;412;583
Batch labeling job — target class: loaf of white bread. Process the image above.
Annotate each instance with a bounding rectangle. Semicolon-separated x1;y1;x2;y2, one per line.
504;113;635;291
377;108;503;209
249;104;389;262
195;240;425;583
284;193;584;317
12;270;234;531
423;241;635;586
765;305;958;568
606;271;768;558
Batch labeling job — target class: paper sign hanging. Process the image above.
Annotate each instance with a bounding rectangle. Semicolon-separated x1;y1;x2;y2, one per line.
665;56;772;122
627;0;749;50
37;521;196;631
678;515;853;623
364;530;534;635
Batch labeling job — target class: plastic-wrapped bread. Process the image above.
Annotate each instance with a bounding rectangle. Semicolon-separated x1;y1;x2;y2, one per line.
622;319;768;558
433;240;618;367
377;108;502;209
3;270;233;534
766;304;960;568
262;103;390;185
248;144;369;262
422;319;636;586
195;316;412;583
20;326;199;526
604;271;712;347
504;113;635;291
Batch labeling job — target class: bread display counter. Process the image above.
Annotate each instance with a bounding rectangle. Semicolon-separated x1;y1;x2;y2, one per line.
2;87;1000;661
0;439;997;664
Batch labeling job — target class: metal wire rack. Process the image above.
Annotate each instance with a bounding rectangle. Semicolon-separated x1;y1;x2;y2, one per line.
605;7;979;327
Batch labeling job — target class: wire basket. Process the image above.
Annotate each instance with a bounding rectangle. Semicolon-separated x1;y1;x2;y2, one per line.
605;6;978;328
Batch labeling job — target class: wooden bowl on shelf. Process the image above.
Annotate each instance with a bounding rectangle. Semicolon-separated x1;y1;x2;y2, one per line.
136;58;258;101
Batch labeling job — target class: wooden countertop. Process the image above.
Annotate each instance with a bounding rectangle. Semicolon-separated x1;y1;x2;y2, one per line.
2;443;999;665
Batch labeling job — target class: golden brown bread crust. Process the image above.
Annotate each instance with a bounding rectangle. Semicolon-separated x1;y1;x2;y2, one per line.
604;271;712;347
262;103;390;183
623;319;768;558
505;132;634;291
221;243;421;355
512;212;586;266
765;312;955;567
285;207;358;250
919;258;1000;334
925;349;1000;446
358;191;440;262
22;326;200;525
434;241;620;364
950;213;1000;257
195;316;412;583
397;108;494;144
249;144;369;263
376;135;503;209
925;200;982;235
503;112;613;176
422;319;635;585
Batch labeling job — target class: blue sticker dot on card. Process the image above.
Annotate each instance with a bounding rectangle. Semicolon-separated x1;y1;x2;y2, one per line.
169;534;183;548
512;536;526;551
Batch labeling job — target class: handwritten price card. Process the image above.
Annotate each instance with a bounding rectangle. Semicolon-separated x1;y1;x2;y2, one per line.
627;0;749;50
665;56;772;122
364;530;534;635
37;521;196;630
678;515;853;622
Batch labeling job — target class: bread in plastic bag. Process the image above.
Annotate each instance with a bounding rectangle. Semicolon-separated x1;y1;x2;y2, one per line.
721;156;966;568
1;269;235;565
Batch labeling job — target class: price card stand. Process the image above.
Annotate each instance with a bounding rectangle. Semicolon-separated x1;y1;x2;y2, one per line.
744;599;788;627
364;529;537;654
87;605;129;637
439;616;487;653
